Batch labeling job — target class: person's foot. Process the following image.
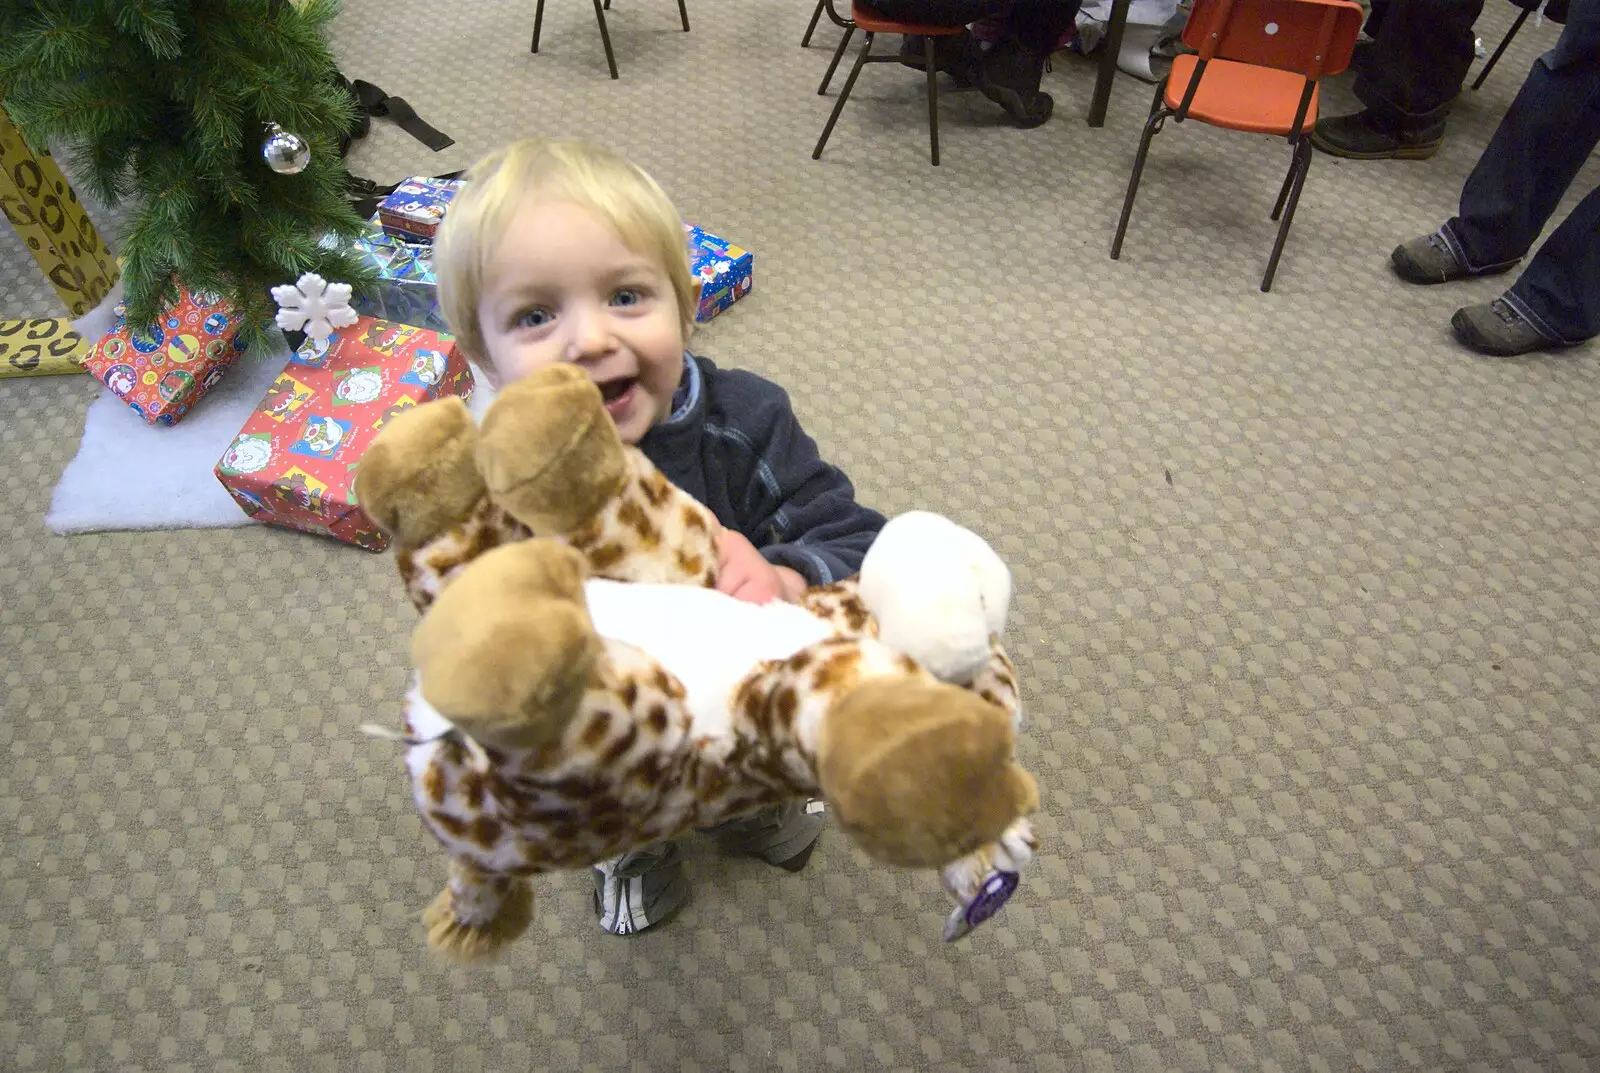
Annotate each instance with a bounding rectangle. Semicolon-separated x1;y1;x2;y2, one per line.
980;38;1053;128
899;33;981;89
1310;110;1444;160
592;842;690;935
1451;297;1565;357
1390;233;1466;284
706;799;825;872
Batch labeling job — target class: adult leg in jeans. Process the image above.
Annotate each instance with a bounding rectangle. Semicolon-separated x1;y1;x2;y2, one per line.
1445;7;1600;350
1313;0;1485;159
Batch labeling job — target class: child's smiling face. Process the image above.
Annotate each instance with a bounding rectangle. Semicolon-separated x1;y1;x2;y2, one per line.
475;197;688;445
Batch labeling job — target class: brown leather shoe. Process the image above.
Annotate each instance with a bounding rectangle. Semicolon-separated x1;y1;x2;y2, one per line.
1311;110;1444;160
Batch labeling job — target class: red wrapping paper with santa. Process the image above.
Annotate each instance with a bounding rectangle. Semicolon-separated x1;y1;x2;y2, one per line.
214;317;474;550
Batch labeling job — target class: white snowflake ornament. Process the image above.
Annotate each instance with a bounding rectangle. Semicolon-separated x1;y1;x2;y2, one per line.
271;272;358;345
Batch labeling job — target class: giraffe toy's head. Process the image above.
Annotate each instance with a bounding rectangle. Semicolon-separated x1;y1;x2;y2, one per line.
858;511;1012;687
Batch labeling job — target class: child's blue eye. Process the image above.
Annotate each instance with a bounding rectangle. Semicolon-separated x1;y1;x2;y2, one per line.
516;307;552;328
611;289;642;308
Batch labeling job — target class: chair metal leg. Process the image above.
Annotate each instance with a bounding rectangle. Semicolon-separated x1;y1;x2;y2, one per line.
814;32;874;160
592;0;619;79
604;0;611;8
924;35;941;166
800;0;825;46
532;0;545;51
1262;139;1313;291
1471;5;1532;90
1147;73;1166;118
1270;141;1298;221
678;0;690;32
818;24;855;95
1111;88;1169;260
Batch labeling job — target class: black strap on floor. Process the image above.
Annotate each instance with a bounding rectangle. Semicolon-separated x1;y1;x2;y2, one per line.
350;79;455;152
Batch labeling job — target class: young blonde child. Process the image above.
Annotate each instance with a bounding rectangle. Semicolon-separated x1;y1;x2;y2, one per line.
433;137;886;934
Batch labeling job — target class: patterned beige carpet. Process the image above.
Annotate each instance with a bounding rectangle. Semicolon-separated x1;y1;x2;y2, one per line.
4;1;1598;1069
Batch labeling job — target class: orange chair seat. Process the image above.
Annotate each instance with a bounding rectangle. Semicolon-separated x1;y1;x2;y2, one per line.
1163;53;1319;135
851;1;970;35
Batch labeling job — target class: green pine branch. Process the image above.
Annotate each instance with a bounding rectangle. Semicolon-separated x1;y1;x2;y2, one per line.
0;0;377;350
113;0;184;59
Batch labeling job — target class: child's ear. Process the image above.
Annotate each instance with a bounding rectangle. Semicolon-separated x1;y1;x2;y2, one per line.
683;283;702;341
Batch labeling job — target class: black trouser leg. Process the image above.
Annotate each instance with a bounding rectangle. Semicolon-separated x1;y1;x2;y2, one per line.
1353;0;1487;131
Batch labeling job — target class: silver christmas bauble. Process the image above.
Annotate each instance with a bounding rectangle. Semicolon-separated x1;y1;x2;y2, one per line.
262;122;310;174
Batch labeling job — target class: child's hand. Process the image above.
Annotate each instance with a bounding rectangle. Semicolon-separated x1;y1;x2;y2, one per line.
716;530;806;604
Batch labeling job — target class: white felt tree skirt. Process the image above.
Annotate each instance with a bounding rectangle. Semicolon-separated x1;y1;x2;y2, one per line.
46;307;495;537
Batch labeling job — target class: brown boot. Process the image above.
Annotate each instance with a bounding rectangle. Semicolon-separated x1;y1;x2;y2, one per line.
1311;109;1444;160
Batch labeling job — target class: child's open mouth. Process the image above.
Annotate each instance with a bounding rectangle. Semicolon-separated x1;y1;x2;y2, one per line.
598;376;637;417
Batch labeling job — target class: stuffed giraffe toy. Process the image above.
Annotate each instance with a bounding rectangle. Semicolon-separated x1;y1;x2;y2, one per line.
355;364;1042;961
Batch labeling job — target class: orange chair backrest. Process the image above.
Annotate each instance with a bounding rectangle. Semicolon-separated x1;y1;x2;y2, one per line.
1181;0;1364;79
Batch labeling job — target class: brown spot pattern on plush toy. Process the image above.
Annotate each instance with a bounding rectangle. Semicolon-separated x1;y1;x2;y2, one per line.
567;452;719;584
401;500;533;612
799;580;879;638
615;496;661;548
810;640;866;696
970;636;1020;716
421;764;446;804
392;450;719;612
641;469;674;508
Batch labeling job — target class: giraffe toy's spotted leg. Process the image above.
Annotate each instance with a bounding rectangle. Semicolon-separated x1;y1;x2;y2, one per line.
423;857;535;962
940;817;1039;942
969;636;1022;730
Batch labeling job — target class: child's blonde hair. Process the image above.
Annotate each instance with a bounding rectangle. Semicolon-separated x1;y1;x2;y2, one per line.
435;138;697;362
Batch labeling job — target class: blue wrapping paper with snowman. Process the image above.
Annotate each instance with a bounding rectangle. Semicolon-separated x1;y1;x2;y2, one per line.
685;224;753;322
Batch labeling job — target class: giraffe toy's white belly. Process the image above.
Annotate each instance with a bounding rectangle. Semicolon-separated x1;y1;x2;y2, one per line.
582;579;835;738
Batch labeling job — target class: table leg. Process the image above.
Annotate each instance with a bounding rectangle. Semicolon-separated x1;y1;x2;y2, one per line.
1087;0;1133;128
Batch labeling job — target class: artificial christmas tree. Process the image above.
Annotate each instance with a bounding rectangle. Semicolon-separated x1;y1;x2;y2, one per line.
0;0;375;350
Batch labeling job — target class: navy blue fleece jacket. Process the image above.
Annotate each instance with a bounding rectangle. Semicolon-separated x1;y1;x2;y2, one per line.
637;353;885;585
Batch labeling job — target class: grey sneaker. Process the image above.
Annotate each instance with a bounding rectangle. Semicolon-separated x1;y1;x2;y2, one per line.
1392;232;1518;285
706;799;826;873
1450;297;1563;357
1391;233;1470;284
592;842;690;935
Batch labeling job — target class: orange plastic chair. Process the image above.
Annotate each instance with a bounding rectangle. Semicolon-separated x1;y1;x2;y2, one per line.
812;2;972;166
1109;0;1364;291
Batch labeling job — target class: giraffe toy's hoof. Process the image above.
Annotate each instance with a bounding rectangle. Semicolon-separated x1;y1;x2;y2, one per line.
423;878;535;963
818;676;1038;869
940;818;1039;942
475;364;628;535
411;539;600;750
355;395;486;549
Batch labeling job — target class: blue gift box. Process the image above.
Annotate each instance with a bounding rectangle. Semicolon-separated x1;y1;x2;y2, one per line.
377;176;464;244
685;224;753;323
348;216;448;333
